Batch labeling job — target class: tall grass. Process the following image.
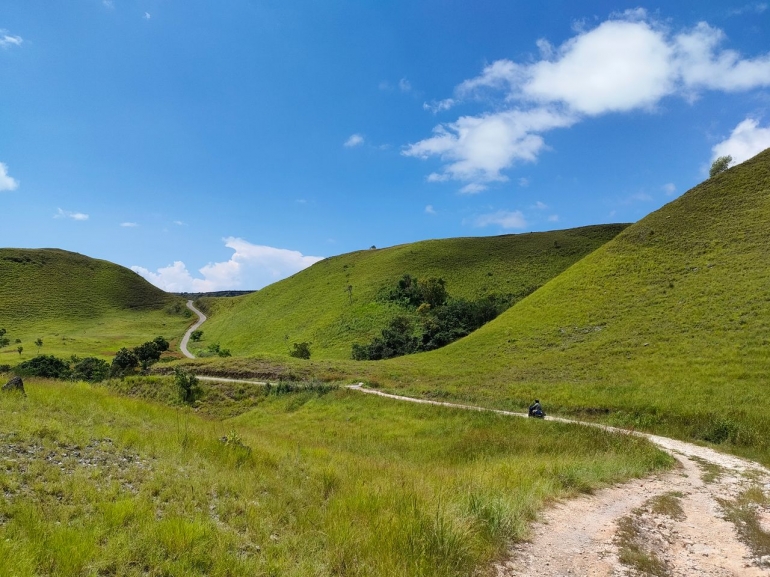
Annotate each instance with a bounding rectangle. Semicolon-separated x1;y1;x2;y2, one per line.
0;378;670;576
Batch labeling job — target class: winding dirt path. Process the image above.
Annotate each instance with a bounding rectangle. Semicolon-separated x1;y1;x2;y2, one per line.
179;300;207;359
349;385;770;575
180;301;770;574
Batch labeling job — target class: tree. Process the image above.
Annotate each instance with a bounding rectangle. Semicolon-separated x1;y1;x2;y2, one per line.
133;341;162;371
72;357;110;382
153;336;170;352
190;330;203;342
174;367;202;404
16;355;71;379
17;346;23;356
34;338;43;353
710;155;732;178
111;347;139;376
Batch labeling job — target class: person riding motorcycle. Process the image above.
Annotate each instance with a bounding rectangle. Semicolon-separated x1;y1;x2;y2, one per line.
528;399;545;418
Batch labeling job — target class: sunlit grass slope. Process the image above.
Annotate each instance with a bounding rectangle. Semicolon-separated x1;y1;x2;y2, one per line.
197;225;627;359
378;148;770;461
0;377;669;576
0;248;190;361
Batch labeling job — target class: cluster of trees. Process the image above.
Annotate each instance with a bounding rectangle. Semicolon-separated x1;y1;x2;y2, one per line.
110;336;170;376
352;274;515;360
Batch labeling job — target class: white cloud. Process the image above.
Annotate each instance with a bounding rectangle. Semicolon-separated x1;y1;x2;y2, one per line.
427;172;450;182
547;214;560;222
406;11;770;190
423;98;456;114
0;31;23;48
0;162;19;191
459;183;487;194
132;237;324;292
662;183;677;195
518;177;530;187
143;12;151;19
473;210;527;230
712;118;770;164
173;220;186;226
425;205;436;215
728;3;768;15
344;134;364;147
55;208;89;221
399;78;412;92
531;201;548;210
403;107;576;183
102;0;114;8
120;222;138;227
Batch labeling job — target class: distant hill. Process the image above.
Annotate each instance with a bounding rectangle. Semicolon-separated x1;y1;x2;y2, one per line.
382;148;770;458
0;249;189;360
173;290;256;299
195;225;628;359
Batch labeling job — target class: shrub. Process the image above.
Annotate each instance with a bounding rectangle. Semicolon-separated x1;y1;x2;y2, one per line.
190;330;203;342
289;342;312;359
174;368;202;404
72;357;110;382
710;155;732;178
15;355;71;379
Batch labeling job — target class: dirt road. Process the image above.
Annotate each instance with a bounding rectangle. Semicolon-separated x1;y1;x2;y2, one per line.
348;385;770;576
179;300;207;359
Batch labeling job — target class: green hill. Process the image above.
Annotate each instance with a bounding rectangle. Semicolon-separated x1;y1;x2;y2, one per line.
195;225;628;359
377;148;770;460
0;248;190;361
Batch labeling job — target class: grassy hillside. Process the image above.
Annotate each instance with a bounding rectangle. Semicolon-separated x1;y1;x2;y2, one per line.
367;148;770;461
0;248;190;361
0;376;668;576
196;225;628;359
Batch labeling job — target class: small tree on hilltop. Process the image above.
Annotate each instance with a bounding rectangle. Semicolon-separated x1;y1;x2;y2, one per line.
710;155;732;178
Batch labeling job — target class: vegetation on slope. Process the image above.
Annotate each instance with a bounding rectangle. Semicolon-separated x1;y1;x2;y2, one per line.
195;225;628;359
366;148;770;462
0;377;669;576
0;248;190;361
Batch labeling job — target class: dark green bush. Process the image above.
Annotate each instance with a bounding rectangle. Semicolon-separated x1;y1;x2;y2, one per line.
16;355;71;379
72;357;110;382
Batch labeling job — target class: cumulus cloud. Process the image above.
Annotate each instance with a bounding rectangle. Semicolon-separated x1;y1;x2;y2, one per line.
132;237;324;292
0;162;19;191
55;208;89;221
0;31;22;48
473;210;527;230
143;12;151;19
406;10;770;189
120;222;138;227
459;183;487;194
399;78;412;92
711;118;770;164
344;134;364;147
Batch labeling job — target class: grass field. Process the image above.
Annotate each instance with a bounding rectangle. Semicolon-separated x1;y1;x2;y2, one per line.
0;376;670;576
195;225;628;360
0;248;192;362
167;149;770;465
349;148;770;463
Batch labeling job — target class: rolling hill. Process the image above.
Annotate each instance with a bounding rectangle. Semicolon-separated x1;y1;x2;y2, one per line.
194;225;629;359
0;248;190;361
374;148;770;460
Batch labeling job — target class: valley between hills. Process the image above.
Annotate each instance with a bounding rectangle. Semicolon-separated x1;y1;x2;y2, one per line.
1;148;769;575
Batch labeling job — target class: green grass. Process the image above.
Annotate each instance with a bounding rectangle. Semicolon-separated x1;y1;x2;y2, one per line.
0;248;191;362
195;225;627;359
0;376;671;576
337;148;770;463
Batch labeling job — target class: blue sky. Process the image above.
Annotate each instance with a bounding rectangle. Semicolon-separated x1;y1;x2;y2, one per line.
2;1;769;291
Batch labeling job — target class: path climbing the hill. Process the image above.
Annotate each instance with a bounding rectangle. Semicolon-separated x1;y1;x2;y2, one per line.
179;300;207;359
